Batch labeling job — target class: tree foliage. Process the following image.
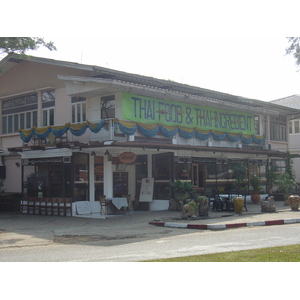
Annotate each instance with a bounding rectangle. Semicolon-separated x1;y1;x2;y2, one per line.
286;37;300;65
0;37;56;55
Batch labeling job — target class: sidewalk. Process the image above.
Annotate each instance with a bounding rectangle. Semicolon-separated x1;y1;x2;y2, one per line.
0;200;300;249
149;201;300;230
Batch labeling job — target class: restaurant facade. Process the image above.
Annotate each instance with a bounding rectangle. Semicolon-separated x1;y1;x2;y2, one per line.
1;53;299;214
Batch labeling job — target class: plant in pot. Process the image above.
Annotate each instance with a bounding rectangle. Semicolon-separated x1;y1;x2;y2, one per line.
195;195;209;216
169;180;195;210
267;166;277;194
275;173;296;206
250;175;261;203
181;199;198;219
232;161;247;214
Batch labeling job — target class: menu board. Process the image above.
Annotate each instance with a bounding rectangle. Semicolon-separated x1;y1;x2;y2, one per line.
139;178;154;202
76;201;91;215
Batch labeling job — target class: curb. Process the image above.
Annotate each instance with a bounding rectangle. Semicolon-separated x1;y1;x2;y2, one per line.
149;218;300;230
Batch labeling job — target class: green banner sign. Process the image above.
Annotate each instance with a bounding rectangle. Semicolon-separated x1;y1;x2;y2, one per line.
122;92;254;134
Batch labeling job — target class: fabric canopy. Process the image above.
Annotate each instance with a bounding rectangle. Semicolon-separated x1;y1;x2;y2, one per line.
18;118;265;145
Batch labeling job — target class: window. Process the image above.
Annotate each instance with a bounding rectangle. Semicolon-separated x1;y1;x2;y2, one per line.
71;97;86;123
43;108;55;126
2;111;37;134
2;93;38;134
289;121;293;134
270;115;287;141
254;115;260;135
42;90;55;102
2;94;37;109
74;153;89;201
295;120;300;133
101;95;115;119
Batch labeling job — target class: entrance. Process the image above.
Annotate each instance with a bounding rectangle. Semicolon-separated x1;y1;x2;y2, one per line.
192;163;206;189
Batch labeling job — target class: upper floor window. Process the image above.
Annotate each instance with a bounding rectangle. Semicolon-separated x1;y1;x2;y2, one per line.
71;97;86;123
43;108;55;126
42;90;55;126
2;93;37;110
2;111;37;134
254;115;260;135
289;121;293;134
2;93;38;134
42;90;55;102
270;115;287;141
101;95;115;119
289;120;300;134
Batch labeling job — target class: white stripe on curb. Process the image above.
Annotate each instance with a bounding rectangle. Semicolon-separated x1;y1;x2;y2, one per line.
164;222;187;228
207;224;226;230
284;218;298;224
246;221;266;226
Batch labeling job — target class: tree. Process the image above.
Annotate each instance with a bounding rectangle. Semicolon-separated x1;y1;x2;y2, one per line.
286;37;300;66
0;37;56;55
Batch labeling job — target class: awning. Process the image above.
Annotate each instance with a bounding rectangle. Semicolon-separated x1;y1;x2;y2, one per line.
21;148;72;159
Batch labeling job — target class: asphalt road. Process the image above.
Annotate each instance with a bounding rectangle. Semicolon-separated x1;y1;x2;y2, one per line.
1;223;300;262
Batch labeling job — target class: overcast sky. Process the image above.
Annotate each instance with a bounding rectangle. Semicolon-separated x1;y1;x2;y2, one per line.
3;1;300;102
22;36;299;102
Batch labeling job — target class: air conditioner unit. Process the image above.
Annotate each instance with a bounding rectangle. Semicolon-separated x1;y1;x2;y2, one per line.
207;141;213;147
261;142;271;150
237;144;242;149
128;135;135;142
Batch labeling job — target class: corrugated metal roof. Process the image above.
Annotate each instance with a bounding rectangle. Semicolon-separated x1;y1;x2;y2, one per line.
271;94;300;109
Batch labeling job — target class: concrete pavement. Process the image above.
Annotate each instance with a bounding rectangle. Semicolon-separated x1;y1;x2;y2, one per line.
1;200;300;249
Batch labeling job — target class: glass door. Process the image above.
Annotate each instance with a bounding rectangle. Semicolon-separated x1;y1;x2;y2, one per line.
152;152;173;199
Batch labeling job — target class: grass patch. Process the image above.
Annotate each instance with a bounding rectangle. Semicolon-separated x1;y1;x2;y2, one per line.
144;244;300;262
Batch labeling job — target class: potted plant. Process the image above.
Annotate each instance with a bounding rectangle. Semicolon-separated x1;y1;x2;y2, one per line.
188;200;199;216
275;173;296;206
250;175;261;203
267;166;277;194
169;179;195;209
232;162;247;214
195;195;209;216
181;200;198;219
232;162;247;190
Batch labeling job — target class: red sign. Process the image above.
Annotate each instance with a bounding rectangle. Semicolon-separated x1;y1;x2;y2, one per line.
118;152;137;164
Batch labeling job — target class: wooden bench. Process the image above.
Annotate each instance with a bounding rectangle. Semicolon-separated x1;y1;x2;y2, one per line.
20;197;72;216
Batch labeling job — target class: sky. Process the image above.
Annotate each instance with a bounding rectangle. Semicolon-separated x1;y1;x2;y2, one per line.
22;36;300;102
2;1;300;103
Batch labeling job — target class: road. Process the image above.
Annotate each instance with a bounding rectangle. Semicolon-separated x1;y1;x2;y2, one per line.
1;224;300;261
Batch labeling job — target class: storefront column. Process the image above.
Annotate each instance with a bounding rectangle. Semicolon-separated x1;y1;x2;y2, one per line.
89;155;95;202
147;154;152;178
103;154;113;198
37;90;42;127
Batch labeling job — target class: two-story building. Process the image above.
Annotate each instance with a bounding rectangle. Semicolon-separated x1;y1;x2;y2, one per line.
272;94;300;183
1;53;300;214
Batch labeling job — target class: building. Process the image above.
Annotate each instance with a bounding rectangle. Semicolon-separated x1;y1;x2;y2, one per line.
272;95;300;183
1;53;300;214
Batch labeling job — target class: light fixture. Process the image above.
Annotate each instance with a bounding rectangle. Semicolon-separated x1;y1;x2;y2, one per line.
104;149;112;161
91;151;96;156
